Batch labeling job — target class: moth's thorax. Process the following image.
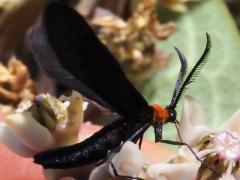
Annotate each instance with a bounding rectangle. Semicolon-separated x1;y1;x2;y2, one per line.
151;104;169;124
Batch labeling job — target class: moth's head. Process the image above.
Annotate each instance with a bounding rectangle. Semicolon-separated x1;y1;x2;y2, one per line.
151;104;177;124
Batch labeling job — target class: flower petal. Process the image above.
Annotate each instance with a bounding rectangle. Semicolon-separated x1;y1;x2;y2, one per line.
146;163;199;180
109;141;145;177
44;165;94;180
173;146;197;163
218;175;236;180
83;101;88;111
218;171;236;180
0;122;35;157
235;168;240;179
89;163;110;180
219;109;240;132
218;161;236;180
5;112;54;151
55;91;84;146
182;95;207;125
178;96;210;146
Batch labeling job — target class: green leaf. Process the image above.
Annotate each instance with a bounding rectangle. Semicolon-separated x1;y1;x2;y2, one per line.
141;0;240;141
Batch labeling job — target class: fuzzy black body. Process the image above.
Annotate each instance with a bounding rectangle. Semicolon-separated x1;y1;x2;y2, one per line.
35;120;127;169
34;119;152;169
31;2;154;169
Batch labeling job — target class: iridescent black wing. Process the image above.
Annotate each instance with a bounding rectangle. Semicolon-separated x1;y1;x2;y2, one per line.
32;2;151;119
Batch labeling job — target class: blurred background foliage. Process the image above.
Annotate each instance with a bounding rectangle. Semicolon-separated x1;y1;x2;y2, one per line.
0;0;240;144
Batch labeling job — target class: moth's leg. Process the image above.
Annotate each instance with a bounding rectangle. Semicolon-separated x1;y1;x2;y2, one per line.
159;139;220;177
138;136;143;149
110;161;144;180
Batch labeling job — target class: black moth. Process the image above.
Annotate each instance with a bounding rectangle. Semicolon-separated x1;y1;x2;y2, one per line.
31;2;211;172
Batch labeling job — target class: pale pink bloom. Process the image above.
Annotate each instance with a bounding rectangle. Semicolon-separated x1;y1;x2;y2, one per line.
174;95;240;179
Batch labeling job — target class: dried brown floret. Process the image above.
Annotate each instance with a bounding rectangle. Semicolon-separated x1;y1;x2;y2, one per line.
92;0;175;85
0;57;37;113
160;0;202;13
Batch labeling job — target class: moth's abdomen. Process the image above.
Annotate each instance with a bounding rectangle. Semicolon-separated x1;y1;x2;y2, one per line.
34;120;126;169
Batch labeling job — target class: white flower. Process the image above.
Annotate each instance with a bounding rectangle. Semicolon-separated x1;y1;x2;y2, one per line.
109;141;145;177
89;163;111;180
0;122;36;157
0;91;84;156
89;138;198;180
4;112;54;152
89;141;146;180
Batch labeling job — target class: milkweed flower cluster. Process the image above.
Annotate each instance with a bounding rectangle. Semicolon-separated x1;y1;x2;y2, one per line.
176;95;240;180
90;95;240;180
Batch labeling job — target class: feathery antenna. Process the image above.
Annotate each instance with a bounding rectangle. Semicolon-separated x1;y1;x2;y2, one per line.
169;33;211;109
169;47;188;107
